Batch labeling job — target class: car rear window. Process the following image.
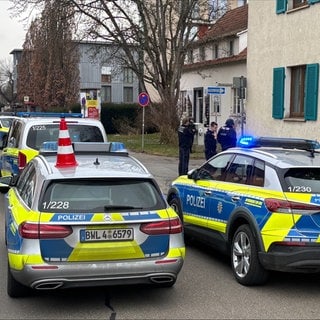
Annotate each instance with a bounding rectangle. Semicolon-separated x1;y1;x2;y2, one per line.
27;124;104;150
284;168;320;193
40;179;166;213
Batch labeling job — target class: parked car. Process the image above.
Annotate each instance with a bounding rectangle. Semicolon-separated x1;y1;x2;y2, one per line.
0;112;107;176
1;118;185;297
167;136;320;286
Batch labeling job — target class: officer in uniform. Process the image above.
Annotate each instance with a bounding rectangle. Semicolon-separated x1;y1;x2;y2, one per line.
217;118;237;151
178;117;196;176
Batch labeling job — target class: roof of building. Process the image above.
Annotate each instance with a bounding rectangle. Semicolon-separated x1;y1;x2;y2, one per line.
205;4;248;40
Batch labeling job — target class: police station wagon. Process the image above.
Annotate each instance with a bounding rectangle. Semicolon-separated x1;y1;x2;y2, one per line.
0;112;107;176
167;136;320;286
1;118;184;297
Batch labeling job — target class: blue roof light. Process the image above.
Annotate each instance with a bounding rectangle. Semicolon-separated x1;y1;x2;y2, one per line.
238;136;320;152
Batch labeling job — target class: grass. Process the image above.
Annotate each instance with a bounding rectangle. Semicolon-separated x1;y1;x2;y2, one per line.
108;132;205;159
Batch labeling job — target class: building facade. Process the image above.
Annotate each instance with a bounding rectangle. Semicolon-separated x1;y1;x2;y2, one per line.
247;0;320;140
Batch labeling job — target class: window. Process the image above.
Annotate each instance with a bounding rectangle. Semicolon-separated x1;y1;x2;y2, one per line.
225;155;254;184
199;47;205;61
229;40;234;56
101;74;111;83
272;64;319;120
290;65;306;117
40;179;166;212
123;68;133;83
232;88;241;114
123;87;133;103
213;44;219;59
292;0;308;8
187;50;194;64
101;85;111;103
16;163;36;208
197;154;234;181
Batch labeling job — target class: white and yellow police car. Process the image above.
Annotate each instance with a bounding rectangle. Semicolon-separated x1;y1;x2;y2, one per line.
0;112;107;177
1;118;184;297
167;136;320;286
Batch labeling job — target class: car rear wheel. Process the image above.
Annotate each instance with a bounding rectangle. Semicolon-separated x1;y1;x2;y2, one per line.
7;263;30;298
231;224;268;286
168;197;183;222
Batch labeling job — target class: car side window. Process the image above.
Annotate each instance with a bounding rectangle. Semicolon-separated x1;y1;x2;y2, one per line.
225;155;254;184
7;121;22;148
198;154;234;180
250;160;265;187
16;163;36;208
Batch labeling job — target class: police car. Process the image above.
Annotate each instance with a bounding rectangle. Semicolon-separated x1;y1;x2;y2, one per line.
1;118;185;297
167;136;320;286
0;112;107;176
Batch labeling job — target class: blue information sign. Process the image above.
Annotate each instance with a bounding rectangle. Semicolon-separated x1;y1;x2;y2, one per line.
207;86;226;95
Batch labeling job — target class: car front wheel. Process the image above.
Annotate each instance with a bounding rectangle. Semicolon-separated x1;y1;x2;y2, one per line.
231;224;268;286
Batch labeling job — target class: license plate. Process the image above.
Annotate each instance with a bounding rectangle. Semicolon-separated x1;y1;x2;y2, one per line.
80;228;134;242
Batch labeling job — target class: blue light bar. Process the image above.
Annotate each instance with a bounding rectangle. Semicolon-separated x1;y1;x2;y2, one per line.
16;112;83;118
238;136;320;151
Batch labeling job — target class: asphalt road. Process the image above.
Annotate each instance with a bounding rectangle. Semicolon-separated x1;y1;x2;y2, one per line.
130;151;204;194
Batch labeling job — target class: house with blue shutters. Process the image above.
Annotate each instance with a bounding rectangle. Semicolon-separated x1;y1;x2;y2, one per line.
246;0;320;139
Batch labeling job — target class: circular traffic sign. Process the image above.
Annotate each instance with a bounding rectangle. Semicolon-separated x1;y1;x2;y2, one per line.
138;92;149;107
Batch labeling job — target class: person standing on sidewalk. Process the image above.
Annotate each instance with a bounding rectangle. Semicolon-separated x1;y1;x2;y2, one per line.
178;117;196;176
204;121;218;160
217;118;237;151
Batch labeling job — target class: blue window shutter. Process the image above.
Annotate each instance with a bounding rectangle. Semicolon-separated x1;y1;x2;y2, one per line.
272;67;285;119
276;0;287;13
309;0;320;4
304;63;319;121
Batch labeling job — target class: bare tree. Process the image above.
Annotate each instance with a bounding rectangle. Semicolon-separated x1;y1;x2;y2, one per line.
17;0;80;110
11;0;227;142
0;59;16;108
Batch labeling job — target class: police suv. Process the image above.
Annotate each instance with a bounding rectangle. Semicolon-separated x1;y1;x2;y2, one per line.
167;136;320;286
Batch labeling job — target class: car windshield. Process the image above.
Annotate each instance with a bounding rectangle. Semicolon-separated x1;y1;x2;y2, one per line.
27;124;104;150
40;178;166;213
284;168;320;193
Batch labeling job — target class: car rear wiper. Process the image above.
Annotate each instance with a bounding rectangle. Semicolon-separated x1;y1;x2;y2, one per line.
103;205;144;211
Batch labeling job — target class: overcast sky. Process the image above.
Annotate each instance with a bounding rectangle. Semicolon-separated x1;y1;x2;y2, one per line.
0;0;28;62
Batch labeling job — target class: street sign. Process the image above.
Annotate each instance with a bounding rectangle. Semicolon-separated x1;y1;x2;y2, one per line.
138;92;149;107
207;86;226;95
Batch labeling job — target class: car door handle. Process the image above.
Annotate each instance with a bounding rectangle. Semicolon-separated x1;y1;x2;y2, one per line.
204;191;212;196
231;195;240;202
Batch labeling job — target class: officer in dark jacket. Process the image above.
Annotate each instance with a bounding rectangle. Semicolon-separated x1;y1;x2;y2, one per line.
178;117;196;176
217;118;237;151
204;121;218;160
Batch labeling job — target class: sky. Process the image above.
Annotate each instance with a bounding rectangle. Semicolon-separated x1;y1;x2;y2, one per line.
0;0;28;62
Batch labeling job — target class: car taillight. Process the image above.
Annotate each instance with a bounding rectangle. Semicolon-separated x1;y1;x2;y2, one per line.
140;218;183;235
265;198;320;214
18;151;27;171
19;222;73;239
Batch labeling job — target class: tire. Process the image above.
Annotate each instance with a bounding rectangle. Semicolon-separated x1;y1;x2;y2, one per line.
231;224;268;286
7;263;30;298
168;197;183;223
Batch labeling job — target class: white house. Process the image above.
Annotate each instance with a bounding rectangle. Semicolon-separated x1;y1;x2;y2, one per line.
179;4;248;139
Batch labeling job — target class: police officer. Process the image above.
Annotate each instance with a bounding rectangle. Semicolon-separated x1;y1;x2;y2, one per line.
204;121;218;160
178;117;196;176
217;118;237;151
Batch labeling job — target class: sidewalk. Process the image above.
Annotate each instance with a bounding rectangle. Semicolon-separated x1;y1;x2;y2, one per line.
130;151;204;195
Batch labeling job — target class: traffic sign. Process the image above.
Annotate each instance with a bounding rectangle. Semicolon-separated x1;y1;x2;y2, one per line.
207;86;226;95
138;92;149;107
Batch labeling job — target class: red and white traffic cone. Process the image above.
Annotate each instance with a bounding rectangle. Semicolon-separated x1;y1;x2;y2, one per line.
55;117;78;168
